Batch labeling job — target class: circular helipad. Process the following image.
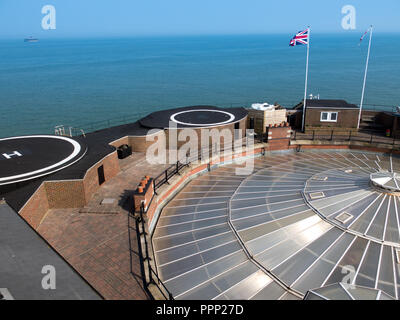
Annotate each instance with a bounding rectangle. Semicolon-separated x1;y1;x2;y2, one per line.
170;109;235;126
139;105;247;129
0;135;87;185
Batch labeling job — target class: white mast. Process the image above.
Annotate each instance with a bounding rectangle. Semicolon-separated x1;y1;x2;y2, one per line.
301;27;310;132
357;25;373;130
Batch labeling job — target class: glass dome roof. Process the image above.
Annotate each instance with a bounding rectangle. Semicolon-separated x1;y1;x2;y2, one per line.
305;283;395;300
152;150;400;300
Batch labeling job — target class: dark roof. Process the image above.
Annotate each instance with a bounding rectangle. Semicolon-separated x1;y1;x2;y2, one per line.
295;99;359;110
0;201;101;300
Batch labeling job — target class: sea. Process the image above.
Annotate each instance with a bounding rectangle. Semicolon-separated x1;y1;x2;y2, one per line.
0;33;399;138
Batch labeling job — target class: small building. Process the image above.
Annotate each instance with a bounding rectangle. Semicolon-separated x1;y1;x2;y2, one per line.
290;99;360;132
247;103;287;134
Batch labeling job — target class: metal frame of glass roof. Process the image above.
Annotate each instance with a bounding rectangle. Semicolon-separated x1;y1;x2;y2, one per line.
152;150;400;300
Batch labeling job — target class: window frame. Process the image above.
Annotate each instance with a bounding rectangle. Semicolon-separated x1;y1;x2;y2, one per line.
320;111;338;122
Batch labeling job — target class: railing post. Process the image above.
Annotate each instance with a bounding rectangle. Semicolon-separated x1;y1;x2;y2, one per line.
135;216;147;290
153;179;157;195
140;203;153;285
312;130;315;141
330;130;333;141
370;132;373;144
349;131;352;141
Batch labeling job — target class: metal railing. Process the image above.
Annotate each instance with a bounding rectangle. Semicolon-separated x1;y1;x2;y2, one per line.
54;125;86;137
153;160;189;192
152;138;257;195
56;112;151;137
292;129;400;147
135;202;174;300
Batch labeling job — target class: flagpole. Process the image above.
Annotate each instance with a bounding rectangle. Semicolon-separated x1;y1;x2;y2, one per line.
357;25;373;129
302;27;310;132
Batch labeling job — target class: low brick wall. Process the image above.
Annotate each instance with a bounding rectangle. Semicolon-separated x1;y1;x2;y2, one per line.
109;136;130;149
134;178;154;213
109;131;165;153
19;183;50;229
19;150;121;230
45;180;86;209
83;151;120;203
266;125;291;150
129;131;165;153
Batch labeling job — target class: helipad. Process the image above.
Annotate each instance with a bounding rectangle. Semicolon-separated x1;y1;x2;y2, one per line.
170;109;235;126
139;105;247;129
0;135;87;185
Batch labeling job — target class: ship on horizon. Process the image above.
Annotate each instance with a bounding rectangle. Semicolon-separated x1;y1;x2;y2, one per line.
24;36;39;43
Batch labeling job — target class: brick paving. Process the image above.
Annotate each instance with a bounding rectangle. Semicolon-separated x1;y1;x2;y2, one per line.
37;152;169;300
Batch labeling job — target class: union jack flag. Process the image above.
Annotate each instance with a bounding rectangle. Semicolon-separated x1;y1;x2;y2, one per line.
359;27;371;45
289;28;309;46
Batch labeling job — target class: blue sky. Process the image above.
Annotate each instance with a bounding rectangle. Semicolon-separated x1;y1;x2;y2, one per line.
0;0;399;38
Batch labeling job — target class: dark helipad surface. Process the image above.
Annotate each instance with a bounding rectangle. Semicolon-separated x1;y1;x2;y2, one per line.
139;105;247;129
0;135;87;185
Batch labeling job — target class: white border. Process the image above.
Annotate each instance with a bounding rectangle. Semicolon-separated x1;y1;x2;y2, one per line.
170;109;235;126
0;135;84;185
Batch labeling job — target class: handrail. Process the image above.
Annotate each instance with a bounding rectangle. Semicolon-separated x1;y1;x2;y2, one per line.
152;139;252;195
136;202;174;300
291;129;400;147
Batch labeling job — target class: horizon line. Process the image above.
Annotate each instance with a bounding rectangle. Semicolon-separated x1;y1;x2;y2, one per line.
2;31;400;40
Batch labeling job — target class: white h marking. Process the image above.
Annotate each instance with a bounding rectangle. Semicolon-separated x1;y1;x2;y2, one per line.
2;151;22;159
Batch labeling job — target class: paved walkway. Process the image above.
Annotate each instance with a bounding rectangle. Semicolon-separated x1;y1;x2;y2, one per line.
37;153;169;300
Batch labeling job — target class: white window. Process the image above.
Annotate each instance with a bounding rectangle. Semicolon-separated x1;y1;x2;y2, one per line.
320;112;338;122
335;212;354;224
309;192;325;200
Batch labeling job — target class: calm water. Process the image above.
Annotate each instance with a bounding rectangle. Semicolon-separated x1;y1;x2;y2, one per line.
0;34;399;137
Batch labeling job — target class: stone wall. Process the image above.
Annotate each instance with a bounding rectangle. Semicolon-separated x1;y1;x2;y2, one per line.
19;183;50;229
